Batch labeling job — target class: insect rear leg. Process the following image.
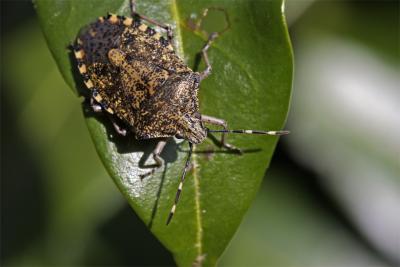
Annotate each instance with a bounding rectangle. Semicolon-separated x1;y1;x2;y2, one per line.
90;98;127;136
199;32;219;80
140;139;167;179
90;97;103;113
130;0;174;41
201;115;242;154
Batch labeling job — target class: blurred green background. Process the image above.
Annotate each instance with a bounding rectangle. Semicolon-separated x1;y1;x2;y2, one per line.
1;0;399;266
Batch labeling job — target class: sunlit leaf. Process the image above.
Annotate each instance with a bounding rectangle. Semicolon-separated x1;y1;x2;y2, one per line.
35;0;292;265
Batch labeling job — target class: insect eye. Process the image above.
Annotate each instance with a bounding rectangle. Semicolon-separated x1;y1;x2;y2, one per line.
184;113;193;122
193;75;200;86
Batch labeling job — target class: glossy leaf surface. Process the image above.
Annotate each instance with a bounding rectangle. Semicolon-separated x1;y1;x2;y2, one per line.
35;0;292;266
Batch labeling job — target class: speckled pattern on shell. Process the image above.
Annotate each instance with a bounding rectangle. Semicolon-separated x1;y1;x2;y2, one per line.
74;14;206;144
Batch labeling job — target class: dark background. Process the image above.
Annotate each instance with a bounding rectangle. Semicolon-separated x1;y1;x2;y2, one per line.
2;0;399;266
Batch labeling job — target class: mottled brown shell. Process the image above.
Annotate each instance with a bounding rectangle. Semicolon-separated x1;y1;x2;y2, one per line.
73;14;206;144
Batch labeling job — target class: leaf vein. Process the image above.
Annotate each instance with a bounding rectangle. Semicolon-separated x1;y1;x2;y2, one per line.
171;0;203;261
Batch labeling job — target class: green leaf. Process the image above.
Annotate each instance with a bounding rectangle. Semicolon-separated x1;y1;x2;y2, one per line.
35;0;293;266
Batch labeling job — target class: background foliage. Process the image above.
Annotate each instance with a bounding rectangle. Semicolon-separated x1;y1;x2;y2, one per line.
2;0;399;266
34;0;292;265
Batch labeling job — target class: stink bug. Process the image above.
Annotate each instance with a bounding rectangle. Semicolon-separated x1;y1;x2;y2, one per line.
72;0;289;225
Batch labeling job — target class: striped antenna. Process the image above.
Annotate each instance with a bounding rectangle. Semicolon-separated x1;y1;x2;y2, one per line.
166;142;194;225
208;129;290;136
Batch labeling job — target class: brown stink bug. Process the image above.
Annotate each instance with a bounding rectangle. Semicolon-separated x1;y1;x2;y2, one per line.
72;0;289;225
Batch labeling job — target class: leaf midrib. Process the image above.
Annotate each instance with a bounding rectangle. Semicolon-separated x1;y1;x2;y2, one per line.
170;0;204;261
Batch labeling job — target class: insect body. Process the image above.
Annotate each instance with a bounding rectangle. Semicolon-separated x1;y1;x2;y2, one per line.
73;1;288;225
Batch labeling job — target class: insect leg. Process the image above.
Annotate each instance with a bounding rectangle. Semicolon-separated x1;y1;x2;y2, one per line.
90;98;127;136
109;117;127;136
166;142;193;225
140;139;167;179
90;98;103;113
199;32;219;80
130;0;174;41
201;115;242;154
152;139;166;167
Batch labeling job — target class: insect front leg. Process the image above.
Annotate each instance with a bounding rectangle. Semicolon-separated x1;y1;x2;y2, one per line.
109;117;127;136
130;0;174;41
201;115;242;154
140;139;167;179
